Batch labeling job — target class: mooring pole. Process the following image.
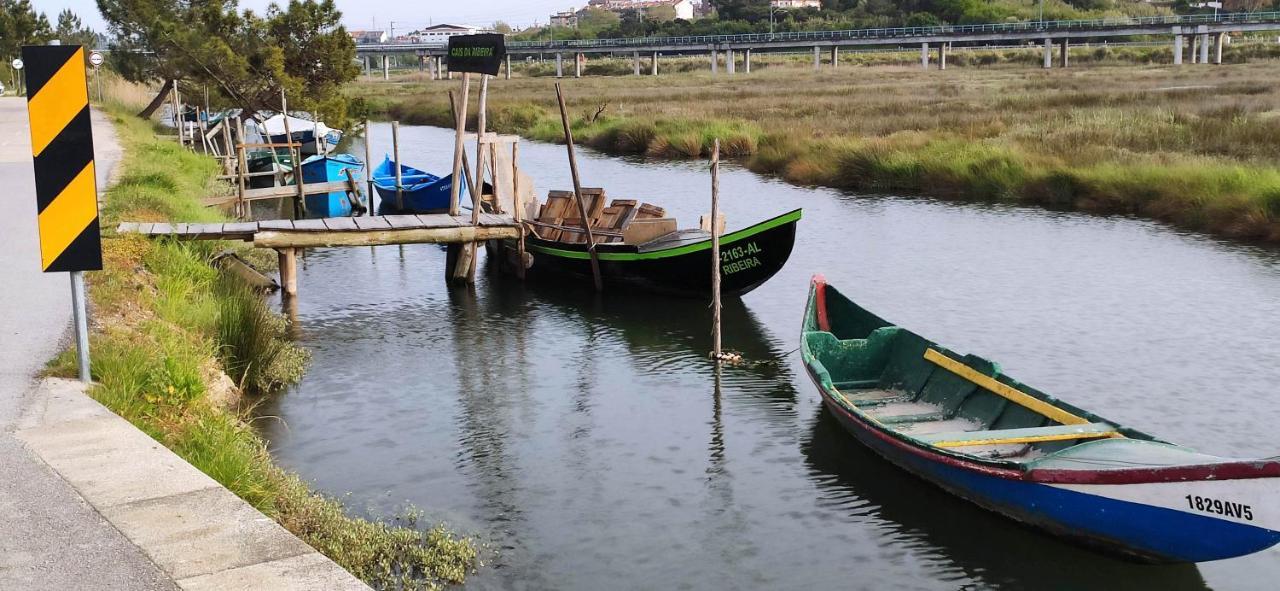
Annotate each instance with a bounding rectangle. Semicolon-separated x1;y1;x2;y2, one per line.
554;83;603;292
70;271;90;382
449;74;471;216
362;118;375;214
235;117;248;219
447;91;476;199
467;75;491;281
710;139;722;360
512;141;526;280
392;120;403;210
281;91;304;219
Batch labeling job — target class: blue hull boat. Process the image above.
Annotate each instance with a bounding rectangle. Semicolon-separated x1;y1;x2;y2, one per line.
802;276;1280;563
300;154;365;218
371;156;465;215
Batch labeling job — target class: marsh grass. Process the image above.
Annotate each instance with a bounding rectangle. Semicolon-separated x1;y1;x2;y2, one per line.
50;108;478;589
359;54;1280;241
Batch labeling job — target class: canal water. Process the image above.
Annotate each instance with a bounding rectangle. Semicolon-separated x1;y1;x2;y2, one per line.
255;123;1280;590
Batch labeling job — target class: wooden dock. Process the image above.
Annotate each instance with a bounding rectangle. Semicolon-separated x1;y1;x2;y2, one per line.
117;213;523;296
116;213;520;248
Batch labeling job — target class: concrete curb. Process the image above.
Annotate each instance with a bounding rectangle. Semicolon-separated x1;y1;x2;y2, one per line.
15;378;370;591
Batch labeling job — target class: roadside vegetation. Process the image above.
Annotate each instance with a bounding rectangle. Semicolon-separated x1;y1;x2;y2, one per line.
359;52;1280;242
50;103;476;589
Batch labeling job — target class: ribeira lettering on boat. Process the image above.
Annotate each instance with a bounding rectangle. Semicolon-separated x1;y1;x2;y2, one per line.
1186;494;1254;521
721;242;762;275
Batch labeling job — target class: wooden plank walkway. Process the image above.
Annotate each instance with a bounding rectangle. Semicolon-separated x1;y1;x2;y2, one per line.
117;213;521;248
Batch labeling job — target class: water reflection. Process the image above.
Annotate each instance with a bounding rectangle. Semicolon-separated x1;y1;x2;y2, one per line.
258;122;1280;590
802;407;1211;590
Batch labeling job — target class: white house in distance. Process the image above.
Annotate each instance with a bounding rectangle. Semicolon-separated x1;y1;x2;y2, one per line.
771;0;821;8
408;24;487;46
586;0;697;20
348;29;388;44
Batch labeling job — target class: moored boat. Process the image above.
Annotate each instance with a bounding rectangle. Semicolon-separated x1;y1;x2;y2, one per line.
371;156;465;215
800;275;1280;563
502;189;800;298
299;153;366;218
262;113;342;157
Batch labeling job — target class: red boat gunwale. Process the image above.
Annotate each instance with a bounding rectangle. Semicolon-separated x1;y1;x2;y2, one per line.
806;276;1280;487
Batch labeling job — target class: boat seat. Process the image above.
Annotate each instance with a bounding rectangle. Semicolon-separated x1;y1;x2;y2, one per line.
912;422;1118;448
894;418;983;436
863;401;949;424
837;388;912;407
832;379;880;390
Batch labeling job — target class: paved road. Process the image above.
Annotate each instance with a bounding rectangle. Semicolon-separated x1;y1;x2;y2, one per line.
0;98;176;590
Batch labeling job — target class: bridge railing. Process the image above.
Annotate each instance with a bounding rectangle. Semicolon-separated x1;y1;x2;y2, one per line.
493;11;1280;51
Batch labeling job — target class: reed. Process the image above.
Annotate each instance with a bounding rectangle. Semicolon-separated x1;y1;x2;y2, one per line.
357;55;1280;241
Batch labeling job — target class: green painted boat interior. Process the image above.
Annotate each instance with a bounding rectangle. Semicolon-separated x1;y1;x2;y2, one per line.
802;281;1165;464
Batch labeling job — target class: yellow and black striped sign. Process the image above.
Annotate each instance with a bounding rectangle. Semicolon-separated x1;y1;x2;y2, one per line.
23;45;102;273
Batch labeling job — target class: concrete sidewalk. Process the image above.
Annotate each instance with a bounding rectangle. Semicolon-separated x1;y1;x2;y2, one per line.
0;98;366;590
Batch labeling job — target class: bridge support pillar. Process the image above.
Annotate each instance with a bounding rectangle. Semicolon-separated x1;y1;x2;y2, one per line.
556;53;563;78
1173;33;1183;65
920;43;929;69
728;47;736;74
363;56;370;76
1061;39;1069;68
1215;32;1226;64
383;55;390;80
744;49;752;73
830;46;839;69
711;47;718;74
1199;31;1210;64
633;51;641;75
1042;38;1052;69
575;53;583;78
652;52;659;76
814;46;821;70
938;43;947;70
505;54;512;80
1190;35;1199;64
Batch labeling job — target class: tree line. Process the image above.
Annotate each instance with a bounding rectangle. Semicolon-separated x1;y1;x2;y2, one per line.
1;0;358;129
509;0;1280;42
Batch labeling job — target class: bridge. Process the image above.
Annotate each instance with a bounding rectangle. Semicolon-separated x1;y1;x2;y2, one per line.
355;11;1280;77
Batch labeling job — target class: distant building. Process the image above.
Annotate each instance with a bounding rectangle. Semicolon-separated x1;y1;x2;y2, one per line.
771;0;821;8
550;9;580;28
407;24;486;45
349;30;388;44
587;0;697;20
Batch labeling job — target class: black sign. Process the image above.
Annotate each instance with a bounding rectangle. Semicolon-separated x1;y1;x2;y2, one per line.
447;34;506;76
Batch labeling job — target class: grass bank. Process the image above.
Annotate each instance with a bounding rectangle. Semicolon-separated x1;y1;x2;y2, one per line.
50;108;476;590
358;58;1280;242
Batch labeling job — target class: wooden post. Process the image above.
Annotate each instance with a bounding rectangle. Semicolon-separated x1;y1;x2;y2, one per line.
362;118;375;215
281;92;305;219
235;117;248;220
447;91;476;213
170;80;182;146
221;116;234;174
277;248;297;296
449;74;471;217
554;83;603;292
464;75;491;282
710;139;722;359
513;142;526;280
392;120;403;210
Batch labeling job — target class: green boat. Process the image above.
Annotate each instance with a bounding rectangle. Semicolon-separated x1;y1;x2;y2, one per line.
802;275;1280;563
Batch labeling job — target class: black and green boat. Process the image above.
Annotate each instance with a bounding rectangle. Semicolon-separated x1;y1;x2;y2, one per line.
501;191;799;298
